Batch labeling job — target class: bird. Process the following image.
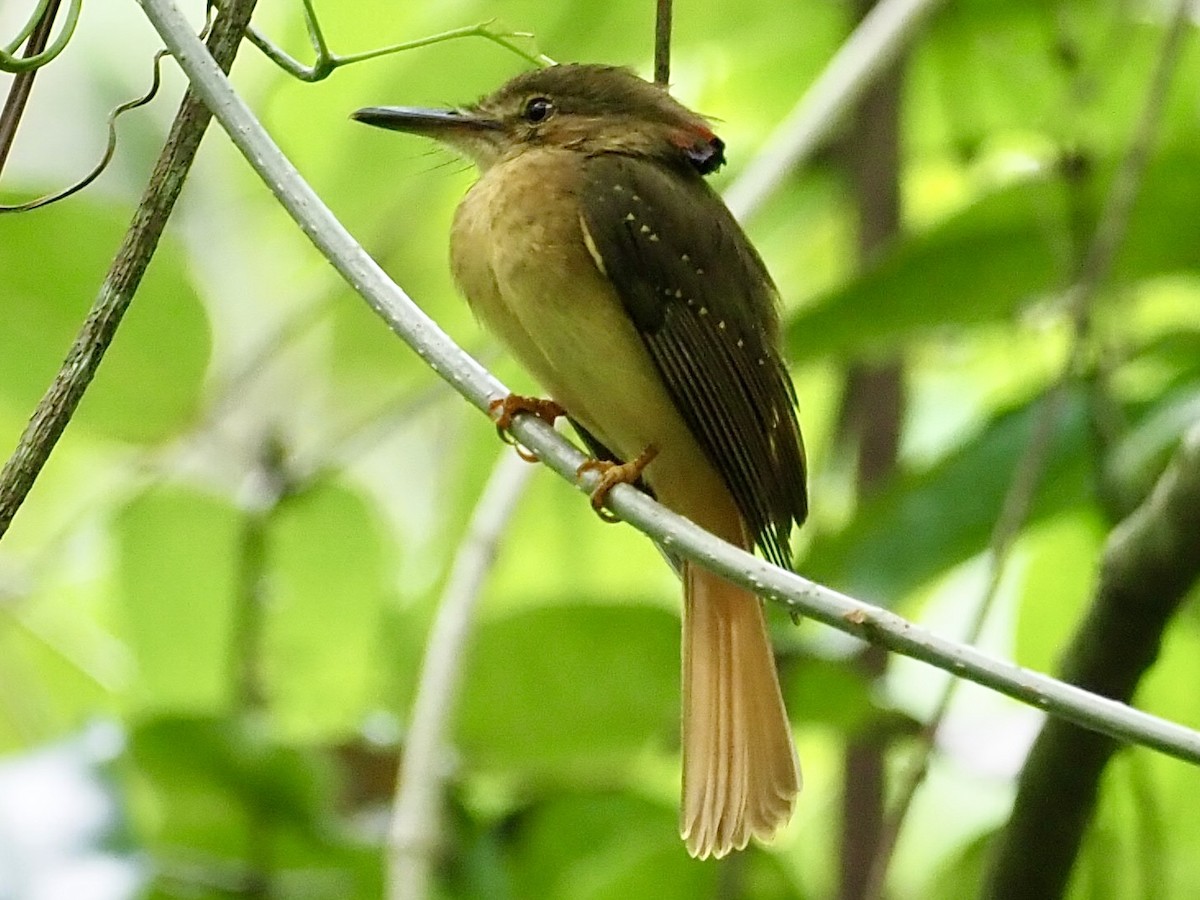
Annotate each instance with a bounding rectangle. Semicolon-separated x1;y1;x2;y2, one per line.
353;63;808;860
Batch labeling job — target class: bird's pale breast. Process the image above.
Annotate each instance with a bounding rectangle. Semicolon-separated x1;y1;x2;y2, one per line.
450;147;738;535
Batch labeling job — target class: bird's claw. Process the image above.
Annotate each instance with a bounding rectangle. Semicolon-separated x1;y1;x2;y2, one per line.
489;394;565;430
489;394;566;462
576;444;659;522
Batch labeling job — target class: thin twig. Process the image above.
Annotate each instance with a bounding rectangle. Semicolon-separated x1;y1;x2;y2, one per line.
233;444;293;896
837;0;906;887
1069;16;1193;315
865;5;1195;892
1;48;171;213
986;5;1197;896
0;0;259;540
654;0;672;85
723;0;945;222
241;13;553;82
0;0;62;175
387;452;534;900
232;440;291;713
138;0;1200;768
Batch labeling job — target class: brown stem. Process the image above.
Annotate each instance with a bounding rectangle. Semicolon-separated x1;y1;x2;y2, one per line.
837;0;905;893
654;0;672;85
0;0;260;540
232;445;288;713
0;0;63;175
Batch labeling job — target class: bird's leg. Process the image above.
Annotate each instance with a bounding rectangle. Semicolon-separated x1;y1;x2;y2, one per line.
489;394;567;462
577;443;659;522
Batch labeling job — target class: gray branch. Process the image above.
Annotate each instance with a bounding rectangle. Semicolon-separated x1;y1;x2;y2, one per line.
137;0;1200;771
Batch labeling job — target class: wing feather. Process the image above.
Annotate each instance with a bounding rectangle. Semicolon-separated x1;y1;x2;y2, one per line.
579;154;807;567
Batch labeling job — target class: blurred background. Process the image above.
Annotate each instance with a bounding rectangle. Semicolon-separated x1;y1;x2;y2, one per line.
1;0;1199;897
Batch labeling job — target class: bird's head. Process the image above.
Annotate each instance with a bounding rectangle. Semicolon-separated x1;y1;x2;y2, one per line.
352;64;726;175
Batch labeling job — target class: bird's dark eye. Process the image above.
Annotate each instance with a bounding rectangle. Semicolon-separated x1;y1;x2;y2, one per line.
523;97;554;123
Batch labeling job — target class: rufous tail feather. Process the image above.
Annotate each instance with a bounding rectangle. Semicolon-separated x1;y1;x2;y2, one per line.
680;563;801;859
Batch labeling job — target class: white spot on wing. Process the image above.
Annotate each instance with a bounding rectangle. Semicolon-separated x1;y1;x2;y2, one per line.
578;214;607;276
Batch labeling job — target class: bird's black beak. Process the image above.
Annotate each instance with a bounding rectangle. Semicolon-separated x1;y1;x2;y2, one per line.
351;106;501;136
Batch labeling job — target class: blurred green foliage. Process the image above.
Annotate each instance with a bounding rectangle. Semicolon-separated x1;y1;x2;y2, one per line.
0;0;1198;897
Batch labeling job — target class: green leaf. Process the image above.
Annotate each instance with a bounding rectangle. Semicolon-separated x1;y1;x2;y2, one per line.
0;613;110;749
1069;753;1147;900
914;1;1200;154
1013;510;1105;673
261;479;392;741
124;715;335;865
115;486;242;715
456;604;679;768
488;461;677;613
0;198;210;442
804;390;1093;602
501;789;801;899
1107;383;1200;512
787;173;1072;361
925;830;995;900
787;153;1200;362
505;792;716;900
912;0;1071;154
780;656;875;735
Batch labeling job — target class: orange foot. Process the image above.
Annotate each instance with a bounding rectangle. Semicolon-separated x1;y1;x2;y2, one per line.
576;444;659;522
488;394;566;462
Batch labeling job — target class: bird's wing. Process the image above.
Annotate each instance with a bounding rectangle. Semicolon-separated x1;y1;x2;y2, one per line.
578;154;807;567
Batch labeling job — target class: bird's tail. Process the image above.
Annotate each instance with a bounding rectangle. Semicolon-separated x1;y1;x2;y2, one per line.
680;562;801;859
